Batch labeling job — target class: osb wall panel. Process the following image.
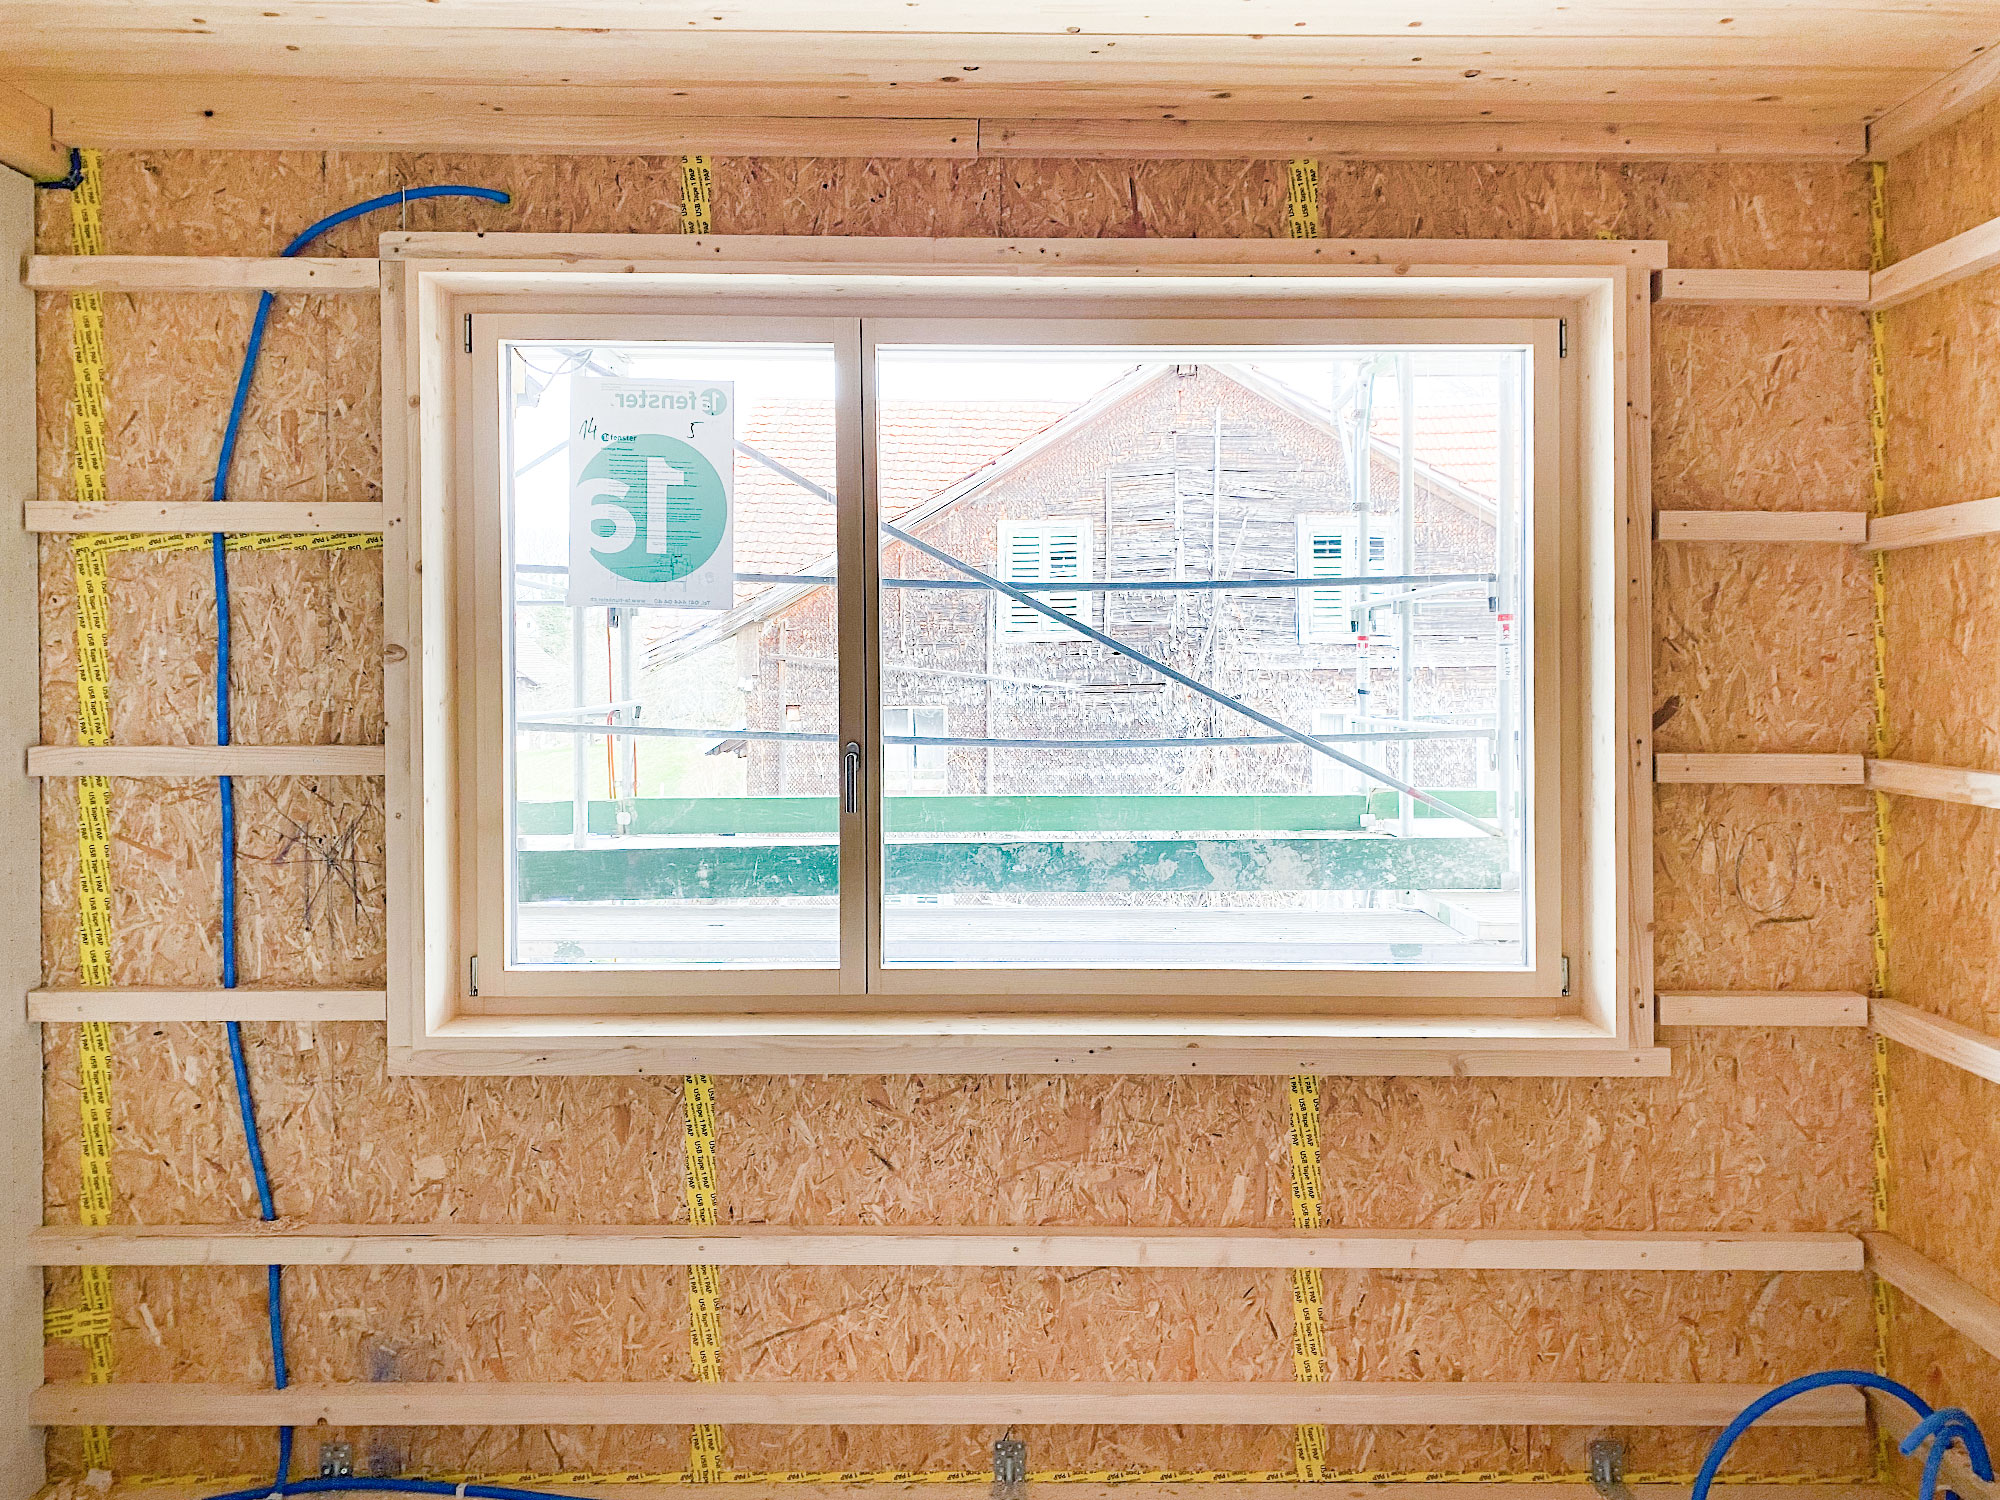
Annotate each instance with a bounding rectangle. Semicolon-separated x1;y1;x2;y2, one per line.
1886;93;2000;262
34;152;1875;1481
1879;94;2000;1451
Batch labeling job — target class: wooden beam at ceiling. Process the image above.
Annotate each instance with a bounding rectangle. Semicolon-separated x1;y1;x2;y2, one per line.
26;1224;1864;1271
1868;39;2000;162
977;119;1861;160
0;78;66;181
1654;269;1871;306
27;989;387;1022
1656;992;1869;1027
27;1379;1867;1428
25;500;385;533
1654;754;1866;786
1655;511;1867;543
1869;214;2000;309
26;255;379;292
27;745;386;777
25;72;1869;160
1871;997;2000;1088
1865;495;2000;551
1864;1232;2000;1366
1865;758;2000;809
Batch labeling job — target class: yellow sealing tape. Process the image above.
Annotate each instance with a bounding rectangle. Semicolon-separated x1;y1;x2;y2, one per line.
685;1073;726;1480
55;146;117;1475
1287;1075;1329;1483
1285;158;1321;242
682;155;714;236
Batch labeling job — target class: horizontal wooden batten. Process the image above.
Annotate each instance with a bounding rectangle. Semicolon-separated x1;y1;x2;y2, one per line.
1865;758;2000;809
26;254;379;292
1655;510;1866;543
1654;269;1870;306
1870;213;2000;310
1654;753;1866;786
979;119;1859;160
26;1224;1862;1271
27;745;386;778
1657;992;1868;1027
1871;998;2000;1088
27;988;386;1023
1872;1393;1997;1500
25;499;386;533
27;1380;1866;1429
1866;496;2000;551
1864;1232;2000;1366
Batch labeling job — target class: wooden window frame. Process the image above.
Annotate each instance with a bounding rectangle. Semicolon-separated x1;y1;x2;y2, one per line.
382;234;1660;1076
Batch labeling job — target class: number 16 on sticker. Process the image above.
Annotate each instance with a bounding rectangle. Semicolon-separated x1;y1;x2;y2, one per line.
568;378;736;612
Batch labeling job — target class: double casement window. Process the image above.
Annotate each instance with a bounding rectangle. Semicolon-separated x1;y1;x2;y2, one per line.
390;239;1653;1072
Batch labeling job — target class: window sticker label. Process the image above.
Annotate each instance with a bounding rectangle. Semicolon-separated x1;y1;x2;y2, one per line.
568;377;735;610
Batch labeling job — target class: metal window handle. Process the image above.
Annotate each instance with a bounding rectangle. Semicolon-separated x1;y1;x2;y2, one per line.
843;741;861;815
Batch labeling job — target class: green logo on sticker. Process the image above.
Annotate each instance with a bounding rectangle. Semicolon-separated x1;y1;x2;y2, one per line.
580;433;727;584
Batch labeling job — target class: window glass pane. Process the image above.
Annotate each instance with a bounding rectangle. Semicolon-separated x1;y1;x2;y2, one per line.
501;340;839;969
873;345;1531;971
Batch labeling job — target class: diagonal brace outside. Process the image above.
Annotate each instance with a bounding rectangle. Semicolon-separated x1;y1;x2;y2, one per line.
880;520;1504;838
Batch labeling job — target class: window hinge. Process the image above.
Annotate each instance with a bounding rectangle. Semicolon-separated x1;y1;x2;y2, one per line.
1558;318;1568;358
1560;954;1571;996
469;954;480;997
463;312;473;354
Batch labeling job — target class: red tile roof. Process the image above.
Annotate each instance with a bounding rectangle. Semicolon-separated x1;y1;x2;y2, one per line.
732;400;1069;585
1370;403;1503;503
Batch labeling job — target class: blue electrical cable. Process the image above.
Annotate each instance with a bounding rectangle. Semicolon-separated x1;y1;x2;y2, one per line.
208;183;510;1493
202;1479;594;1500
1691;1370;1993;1500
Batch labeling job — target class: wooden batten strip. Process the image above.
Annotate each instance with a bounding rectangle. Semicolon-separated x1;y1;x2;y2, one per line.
1654;753;1866;786
1656;992;1868;1027
27;745;387;777
0;79;67;181
1654;270;1871;307
25;500;386;533
27;988;386;1023
1865;758;2000;809
1655;510;1866;543
26;1379;1866;1428
26;1225;1863;1271
1871;998;2000;1088
1866;496;2000;551
26;254;380;292
1870;214;2000;310
979;120;1861;161
1864;1232;2000;1366
1871;1393;1997;1500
